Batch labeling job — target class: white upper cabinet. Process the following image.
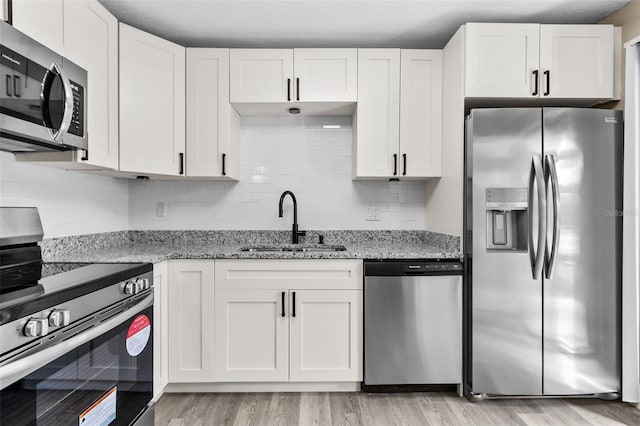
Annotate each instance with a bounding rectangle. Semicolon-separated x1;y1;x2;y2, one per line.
539;25;614;99
293;49;358;102
12;0;64;54
465;23;615;100
186;48;240;179
1;0;8;22
230;48;358;114
354;49;442;179
400;50;442;178
354;49;401;178
465;23;540;98
63;0;118;170
230;49;293;103
119;23;186;176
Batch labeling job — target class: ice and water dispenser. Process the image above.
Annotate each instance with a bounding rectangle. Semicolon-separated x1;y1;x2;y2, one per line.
485;188;528;251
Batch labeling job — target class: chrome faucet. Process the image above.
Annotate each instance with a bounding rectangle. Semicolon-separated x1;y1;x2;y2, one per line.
278;191;306;244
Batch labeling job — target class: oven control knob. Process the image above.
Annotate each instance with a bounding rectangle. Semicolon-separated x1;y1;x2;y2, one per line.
23;318;49;337
136;278;150;291
48;309;71;327
135;279;145;293
124;281;135;295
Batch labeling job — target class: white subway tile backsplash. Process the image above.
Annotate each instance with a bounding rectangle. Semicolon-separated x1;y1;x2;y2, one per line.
1;116;427;237
0;151;129;238
129;116;426;231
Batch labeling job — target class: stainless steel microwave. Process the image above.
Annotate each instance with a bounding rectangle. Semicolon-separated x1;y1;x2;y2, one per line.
0;21;87;152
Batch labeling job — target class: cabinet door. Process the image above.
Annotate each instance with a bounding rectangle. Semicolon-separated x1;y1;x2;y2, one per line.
290;290;362;382
293;49;357;102
167;260;215;383
12;0;64;54
215;289;289;381
354;49;400;178
465;23;540;98
63;0;118;170
540;25;614;99
186;48;240;178
400;50;442;178
153;261;169;400
119;23;186;176
230;49;293;102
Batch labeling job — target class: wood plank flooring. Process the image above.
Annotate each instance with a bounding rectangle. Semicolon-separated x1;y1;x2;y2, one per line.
155;392;640;425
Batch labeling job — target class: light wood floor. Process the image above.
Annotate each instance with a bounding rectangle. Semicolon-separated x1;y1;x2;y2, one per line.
155;392;640;425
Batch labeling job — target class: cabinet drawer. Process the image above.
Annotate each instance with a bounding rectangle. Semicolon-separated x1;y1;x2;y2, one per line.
215;259;363;290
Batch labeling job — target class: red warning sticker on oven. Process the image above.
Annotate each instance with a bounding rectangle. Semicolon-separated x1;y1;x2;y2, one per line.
126;314;150;357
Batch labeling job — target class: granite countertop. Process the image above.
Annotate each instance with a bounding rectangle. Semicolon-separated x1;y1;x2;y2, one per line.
42;230;462;264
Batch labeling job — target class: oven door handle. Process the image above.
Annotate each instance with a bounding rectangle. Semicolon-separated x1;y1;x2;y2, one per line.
0;293;153;390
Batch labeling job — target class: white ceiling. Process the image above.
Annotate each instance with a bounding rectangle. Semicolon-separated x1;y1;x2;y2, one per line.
99;0;630;49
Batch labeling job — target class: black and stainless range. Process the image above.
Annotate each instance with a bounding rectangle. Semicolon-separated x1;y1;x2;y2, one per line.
0;207;154;425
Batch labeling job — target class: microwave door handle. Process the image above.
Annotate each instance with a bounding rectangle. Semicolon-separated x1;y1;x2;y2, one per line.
544;154;560;279
53;65;74;142
0;293;153;390
528;154;547;279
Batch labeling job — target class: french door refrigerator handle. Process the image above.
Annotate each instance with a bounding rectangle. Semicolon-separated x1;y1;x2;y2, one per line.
528;154;547;279
544;154;560;279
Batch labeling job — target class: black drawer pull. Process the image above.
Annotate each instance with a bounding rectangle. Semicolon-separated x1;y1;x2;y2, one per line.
532;70;539;96
544;70;550;96
281;292;285;317
292;291;296;318
222;153;226;176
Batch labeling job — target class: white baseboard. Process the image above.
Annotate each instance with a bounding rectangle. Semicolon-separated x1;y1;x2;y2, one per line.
164;382;360;393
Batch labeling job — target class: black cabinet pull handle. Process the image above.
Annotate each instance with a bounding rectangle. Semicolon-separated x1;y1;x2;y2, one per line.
544;70;550;96
292;291;296;318
5;75;11;97
287;78;291;101
222;153;226;176
393;154;398;176
402;153;407;176
281;291;285;317
532;70;539;96
13;75;20;97
296;78;300;101
179;153;184;175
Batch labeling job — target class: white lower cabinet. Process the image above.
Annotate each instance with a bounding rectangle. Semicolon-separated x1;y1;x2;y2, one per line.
214;289;289;382
167;260;215;383
289;290;362;382
214;259;363;383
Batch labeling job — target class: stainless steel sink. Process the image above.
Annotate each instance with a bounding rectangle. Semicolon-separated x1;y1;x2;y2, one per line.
239;245;347;253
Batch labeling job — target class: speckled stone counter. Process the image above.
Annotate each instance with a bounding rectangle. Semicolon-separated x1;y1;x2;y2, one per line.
42;230;461;263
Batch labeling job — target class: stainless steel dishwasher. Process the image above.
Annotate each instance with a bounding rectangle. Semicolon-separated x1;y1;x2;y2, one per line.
363;260;463;390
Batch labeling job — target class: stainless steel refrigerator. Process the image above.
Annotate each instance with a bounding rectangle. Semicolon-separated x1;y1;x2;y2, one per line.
464;108;622;399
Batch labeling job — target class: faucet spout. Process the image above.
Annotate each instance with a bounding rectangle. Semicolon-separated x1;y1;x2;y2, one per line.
278;191;305;244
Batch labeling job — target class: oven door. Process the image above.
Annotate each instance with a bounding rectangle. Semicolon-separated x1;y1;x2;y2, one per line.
0;294;153;426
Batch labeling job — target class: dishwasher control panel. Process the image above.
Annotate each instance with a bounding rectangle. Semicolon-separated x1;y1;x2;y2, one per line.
364;260;463;276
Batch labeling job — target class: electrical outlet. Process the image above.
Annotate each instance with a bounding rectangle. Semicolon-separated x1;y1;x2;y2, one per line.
366;206;380;221
156;202;167;217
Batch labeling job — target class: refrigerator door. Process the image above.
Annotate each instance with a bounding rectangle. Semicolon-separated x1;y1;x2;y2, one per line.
468;108;544;395
542;108;622;395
